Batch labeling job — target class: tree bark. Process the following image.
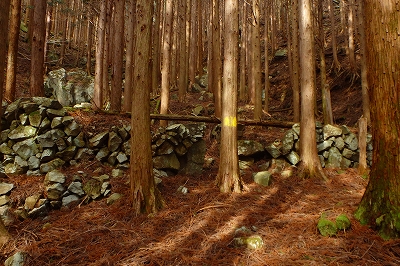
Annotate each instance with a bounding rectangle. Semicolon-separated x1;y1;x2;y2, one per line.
216;0;243;193
355;0;400;239
318;0;333;125
29;0;46;96
177;0;188;102
238;0;247;102
358;0;371;125
328;0;340;72
93;0;107;110
250;0;262;120
131;0;164;215
291;0;300;122
211;0;222;118
5;0;22;102
122;0;136;112
110;0;125;112
159;0;173;127
0;0;11;246
298;0;326;180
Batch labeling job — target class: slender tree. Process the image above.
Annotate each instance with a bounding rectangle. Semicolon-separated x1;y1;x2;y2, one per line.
358;0;370;125
177;0;188;102
160;0;173;127
355;0;400;239
328;0;340;72
291;0;300;122
123;0;136;112
211;0;222;117
93;0;107;110
250;0;262;120
318;0;333;125
216;0;243;193
130;0;163;214
298;0;326;179
5;0;22;102
110;0;125;112
29;0;47;96
0;0;11;245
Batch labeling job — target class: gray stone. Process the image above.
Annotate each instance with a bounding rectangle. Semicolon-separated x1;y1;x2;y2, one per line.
56;145;77;161
0;143;14;155
40;158;65;173
55;138;67;151
95;147;110;161
118;127;129;141
340;125;351;135
28;155;41;170
174;143;188;156
89;131;109;148
38;117;51;134
153;153;180;170
51;116;63;129
1;129;10;143
122;140;131;154
269;159;290;174
108;131;122;152
8;125;37;141
317;140;333;152
319;155;326;168
0;205;14;225
46;183;65;200
265;141;282;159
344;133;359;151
107;152;118;165
44;170;66;185
341;157;352;168
334;137;345;151
36;129;65;148
286;151;301;165
73;132;86;147
101;182;110;195
156;141;175;155
13;138;40;160
28;110;44;128
111;169;125;178
28;202;49;217
4;163;26;175
107;193;122;205
67;182;85;196
41;149;56;163
22;101;39;114
62;194;80;207
65;120;81;137
19;113;29;125
14;156;28;172
253;171;272;186
239;157;254;170
92;174;110;182
46;108;66;120
184;139;206;175
281;129;296;155
326;147;342;168
0;195;10;206
323;124;342;140
116;152;128;164
74;148;94;161
24;194;41;211
342;148;355;159
4;251;27;266
62;116;75;126
238;140;264;157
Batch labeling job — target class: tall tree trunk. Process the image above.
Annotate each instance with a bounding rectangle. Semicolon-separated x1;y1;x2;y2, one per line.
238;0;247;102
188;0;197;88
263;0;270;114
347;0;356;72
93;0;107;110
131;0;164;215
250;0;262;120
355;0;400;239
291;0;300;122
216;0;243;193
318;0;333;125
177;0;187;102
211;0;222;118
151;0;162;95
298;0;326;179
29;0;46;96
86;2;94;75
358;0;370;125
110;0;125;112
5;0;22;102
0;0;12;245
159;0;173;127
328;0;340;72
123;0;136;112
58;3;68;66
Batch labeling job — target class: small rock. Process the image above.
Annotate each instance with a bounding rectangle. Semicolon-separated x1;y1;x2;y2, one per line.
4;251;27;266
62;194;80;207
317;217;337;236
253;171;272;187
0;183;14;195
107;193;123;205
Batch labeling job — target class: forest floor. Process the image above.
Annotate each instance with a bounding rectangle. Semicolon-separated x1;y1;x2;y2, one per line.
2;39;400;265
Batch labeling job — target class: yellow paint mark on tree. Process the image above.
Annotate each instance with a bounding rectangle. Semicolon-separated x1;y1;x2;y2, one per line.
223;116;237;127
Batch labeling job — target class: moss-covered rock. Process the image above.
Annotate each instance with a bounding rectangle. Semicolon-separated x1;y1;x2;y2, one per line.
336;214;351;230
317;218;337;237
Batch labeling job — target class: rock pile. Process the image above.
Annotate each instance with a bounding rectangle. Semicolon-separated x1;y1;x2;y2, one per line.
237;122;372;171
0;98;206;177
